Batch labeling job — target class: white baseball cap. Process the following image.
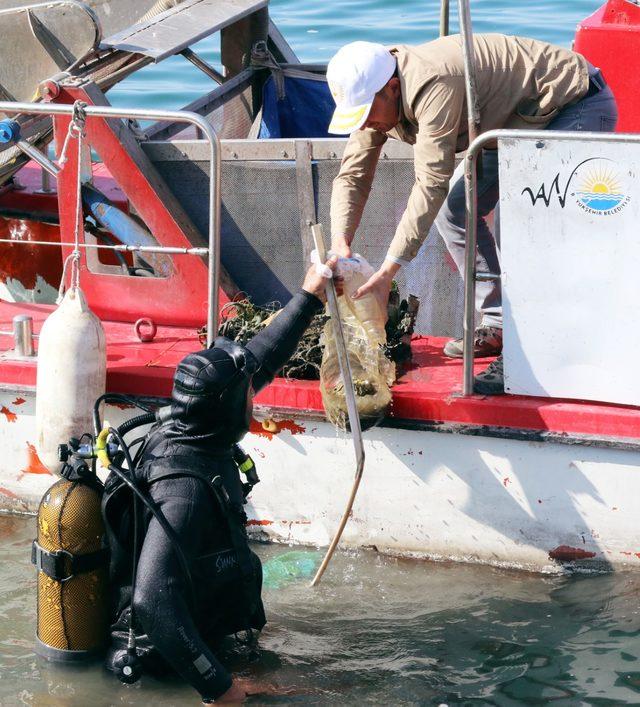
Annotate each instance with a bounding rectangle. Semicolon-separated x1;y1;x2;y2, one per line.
326;41;397;135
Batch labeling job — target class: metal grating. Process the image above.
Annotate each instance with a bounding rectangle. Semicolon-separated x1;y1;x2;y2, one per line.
100;0;268;62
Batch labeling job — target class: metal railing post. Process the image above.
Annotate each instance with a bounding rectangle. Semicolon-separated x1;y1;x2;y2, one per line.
458;0;483;395
0;101;221;344
462;147;479;395
458;0;481;145
440;0;450;37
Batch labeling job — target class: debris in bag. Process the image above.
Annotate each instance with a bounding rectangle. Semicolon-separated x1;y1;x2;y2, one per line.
197;270;419;423
319;255;397;430
210;299;329;380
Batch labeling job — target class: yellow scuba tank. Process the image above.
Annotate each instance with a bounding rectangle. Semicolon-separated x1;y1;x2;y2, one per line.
32;458;109;661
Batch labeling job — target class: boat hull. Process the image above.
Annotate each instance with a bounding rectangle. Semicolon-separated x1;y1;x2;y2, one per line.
2;387;639;574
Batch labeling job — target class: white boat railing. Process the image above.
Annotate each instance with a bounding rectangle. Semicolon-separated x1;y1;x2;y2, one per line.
0;101;221;347
461;128;640;395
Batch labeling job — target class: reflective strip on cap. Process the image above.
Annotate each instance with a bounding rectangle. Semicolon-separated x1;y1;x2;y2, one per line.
328;103;371;134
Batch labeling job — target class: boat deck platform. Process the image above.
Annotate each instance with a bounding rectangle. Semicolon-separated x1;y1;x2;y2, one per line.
1;300;638;446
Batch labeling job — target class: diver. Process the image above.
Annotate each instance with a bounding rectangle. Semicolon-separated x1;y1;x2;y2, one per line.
102;258;339;703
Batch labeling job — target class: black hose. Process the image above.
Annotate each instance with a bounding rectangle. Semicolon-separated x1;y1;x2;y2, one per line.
118;412;156;437
93;394;153;435
106;427;196;609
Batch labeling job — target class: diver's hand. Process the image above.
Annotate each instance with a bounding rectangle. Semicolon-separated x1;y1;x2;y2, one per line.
330;234;353;258
351;261;400;317
211;679;247;703
302;255;340;303
212;677;284;703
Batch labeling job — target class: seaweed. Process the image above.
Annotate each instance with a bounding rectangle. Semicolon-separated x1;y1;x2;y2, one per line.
198;287;419;382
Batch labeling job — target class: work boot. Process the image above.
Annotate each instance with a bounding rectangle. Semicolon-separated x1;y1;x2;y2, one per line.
443;326;503;359
473;354;504;395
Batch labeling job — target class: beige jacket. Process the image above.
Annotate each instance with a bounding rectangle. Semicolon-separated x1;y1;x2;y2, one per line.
330;33;589;263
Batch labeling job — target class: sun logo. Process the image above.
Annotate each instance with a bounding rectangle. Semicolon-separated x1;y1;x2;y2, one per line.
575;159;630;215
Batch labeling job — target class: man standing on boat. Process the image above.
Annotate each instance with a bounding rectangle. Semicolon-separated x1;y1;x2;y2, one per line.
327;34;618;394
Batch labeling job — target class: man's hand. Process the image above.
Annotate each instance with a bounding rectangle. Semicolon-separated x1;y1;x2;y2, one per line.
351;260;401;317
302;255;340;303
330;235;353;258
212;676;295;704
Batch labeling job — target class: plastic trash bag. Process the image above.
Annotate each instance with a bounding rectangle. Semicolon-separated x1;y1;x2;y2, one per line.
262;551;320;589
320;255;395;429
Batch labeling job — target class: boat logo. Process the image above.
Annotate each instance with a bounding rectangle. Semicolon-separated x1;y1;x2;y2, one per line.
574;160;630;215
521;157;631;216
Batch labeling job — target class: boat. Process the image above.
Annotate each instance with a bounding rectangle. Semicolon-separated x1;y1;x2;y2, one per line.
0;0;639;574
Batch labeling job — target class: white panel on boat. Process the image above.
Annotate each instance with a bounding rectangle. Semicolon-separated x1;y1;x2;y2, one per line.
499;136;640;406
100;0;268;61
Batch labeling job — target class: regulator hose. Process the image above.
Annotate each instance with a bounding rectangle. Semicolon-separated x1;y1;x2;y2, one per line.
118;412;156;437
106;427;196;609
93;394;153;436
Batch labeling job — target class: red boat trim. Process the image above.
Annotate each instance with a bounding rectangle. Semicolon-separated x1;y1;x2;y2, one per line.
1;302;639;445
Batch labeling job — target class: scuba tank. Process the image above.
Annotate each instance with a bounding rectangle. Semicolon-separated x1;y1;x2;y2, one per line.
32;448;109;661
31;397;156;663
32;286;108;659
36;288;106;475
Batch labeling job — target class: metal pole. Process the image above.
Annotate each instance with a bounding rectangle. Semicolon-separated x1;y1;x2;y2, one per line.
181;49;224;84
461;128;640;394
16;140;60;178
458;0;482;394
0;238;208;255
0;100;221;344
440;0;450;37
38;166;54;194
457;0;481;144
462;147;479;395
309;223;365;587
13;315;35;357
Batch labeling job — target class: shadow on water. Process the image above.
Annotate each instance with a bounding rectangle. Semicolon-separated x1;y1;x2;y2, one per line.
1;516;640;705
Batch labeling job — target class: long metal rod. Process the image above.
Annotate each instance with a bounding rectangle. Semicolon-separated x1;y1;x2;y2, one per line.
440;0;450;37
181;48;224;84
462;128;640;395
0;100;221;345
15;140;60;177
457;0;481;144
309;224;365;587
458;0;482;395
0;238;207;255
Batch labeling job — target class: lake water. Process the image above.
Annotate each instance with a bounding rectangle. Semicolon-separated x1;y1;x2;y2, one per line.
109;0;604;111
2;514;640;705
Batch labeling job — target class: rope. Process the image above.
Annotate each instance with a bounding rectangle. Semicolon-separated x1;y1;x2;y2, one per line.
56;101;87;304
250;41;286;100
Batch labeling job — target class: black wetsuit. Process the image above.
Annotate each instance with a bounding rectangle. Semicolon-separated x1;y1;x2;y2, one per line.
104;291;322;700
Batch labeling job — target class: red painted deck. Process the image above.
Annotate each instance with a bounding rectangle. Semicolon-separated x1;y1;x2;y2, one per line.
1;300;639;441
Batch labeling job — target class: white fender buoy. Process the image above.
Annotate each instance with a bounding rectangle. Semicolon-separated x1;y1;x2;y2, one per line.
36;288;106;475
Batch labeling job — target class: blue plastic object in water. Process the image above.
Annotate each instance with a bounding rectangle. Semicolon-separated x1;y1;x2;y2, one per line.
262;550;321;590
0;120;21;144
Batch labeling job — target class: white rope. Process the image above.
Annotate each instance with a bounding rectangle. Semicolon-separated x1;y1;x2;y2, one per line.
56;101;87;304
